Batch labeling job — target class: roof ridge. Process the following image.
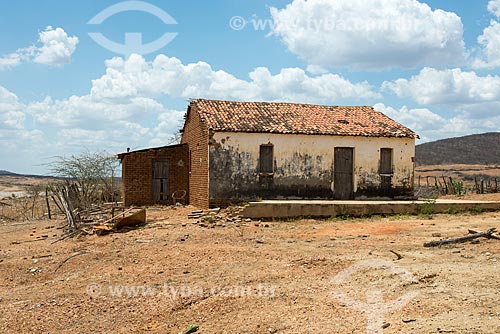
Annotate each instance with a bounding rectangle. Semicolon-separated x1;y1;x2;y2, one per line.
191;98;373;109
189;99;418;139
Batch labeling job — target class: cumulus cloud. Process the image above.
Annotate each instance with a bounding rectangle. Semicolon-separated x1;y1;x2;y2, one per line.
382;68;500;105
28;94;165;128
375;102;500;142
0;86;26;130
488;0;500;18
0;53;22;71
0;86;44;159
374;103;447;132
90;54;380;103
150;110;186;147
269;0;466;70
56;122;150;150
474;20;500;68
33;26;79;66
0;26;78;70
470;1;500;68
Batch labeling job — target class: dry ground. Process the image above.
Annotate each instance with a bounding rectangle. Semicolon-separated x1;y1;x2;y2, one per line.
1;196;500;333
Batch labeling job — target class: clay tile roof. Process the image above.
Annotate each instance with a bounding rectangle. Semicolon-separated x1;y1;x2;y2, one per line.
190;99;418;139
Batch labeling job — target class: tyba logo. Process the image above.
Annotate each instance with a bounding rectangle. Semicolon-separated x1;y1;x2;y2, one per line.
88;1;178;56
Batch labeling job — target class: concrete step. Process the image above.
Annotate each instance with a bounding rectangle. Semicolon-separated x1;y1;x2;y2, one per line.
240;199;500;219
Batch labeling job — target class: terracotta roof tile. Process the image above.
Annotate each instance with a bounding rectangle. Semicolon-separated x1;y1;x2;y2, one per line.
191;99;418;139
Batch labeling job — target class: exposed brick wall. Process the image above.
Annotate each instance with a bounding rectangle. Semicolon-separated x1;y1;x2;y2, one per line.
181;104;210;209
120;145;189;206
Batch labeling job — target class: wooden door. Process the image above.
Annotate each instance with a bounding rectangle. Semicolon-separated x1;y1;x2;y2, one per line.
334;147;354;200
152;159;169;202
379;148;393;189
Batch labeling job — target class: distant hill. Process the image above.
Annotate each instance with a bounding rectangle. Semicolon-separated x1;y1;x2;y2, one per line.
415;132;500;166
0;170;20;176
0;170;58;179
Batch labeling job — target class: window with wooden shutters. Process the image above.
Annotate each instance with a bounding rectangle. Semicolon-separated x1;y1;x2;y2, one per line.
259;145;273;174
379;148;393;190
379;148;393;174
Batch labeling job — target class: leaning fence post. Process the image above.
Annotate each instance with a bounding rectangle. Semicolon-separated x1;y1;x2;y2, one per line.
45;188;51;220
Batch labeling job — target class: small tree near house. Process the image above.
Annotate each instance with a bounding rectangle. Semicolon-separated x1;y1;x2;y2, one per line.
47;151;120;210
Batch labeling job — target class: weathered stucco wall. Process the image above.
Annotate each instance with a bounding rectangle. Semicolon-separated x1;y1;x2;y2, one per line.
208;132;415;203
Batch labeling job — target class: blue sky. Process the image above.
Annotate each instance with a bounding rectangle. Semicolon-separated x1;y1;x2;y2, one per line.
1;0;500;174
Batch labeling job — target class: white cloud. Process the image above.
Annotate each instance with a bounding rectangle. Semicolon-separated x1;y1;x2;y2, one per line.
90;54;380;103
56;122;149;150
0;86;25;130
0;86;44;158
383;68;500;105
488;0;500;18
150;110;185;147
306;64;328;75
0;26;78;70
470;1;500;69
269;0;466;70
474;20;500;68
374;103;447;133
28;94;165;128
0;53;22;71
375;102;500;142
33;26;79;66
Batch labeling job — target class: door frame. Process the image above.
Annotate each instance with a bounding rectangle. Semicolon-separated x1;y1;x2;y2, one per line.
152;159;170;203
333;147;354;200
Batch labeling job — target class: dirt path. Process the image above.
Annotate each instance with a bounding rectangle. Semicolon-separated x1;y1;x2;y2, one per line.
1;206;500;333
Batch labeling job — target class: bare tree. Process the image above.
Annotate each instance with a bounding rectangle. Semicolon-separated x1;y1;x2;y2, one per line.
47;151;120;210
167;128;183;145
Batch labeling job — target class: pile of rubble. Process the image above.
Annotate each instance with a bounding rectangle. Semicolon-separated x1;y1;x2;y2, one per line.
187;206;254;228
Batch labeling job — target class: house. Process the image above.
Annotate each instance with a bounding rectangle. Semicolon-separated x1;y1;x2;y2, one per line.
117;144;189;206
119;99;418;208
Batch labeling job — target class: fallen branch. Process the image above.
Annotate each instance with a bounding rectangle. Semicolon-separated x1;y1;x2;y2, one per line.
51;229;82;244
468;229;500;240
54;251;89;272
389;250;403;260
424;228;497;247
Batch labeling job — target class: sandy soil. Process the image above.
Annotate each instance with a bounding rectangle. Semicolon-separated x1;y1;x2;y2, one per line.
1;200;500;333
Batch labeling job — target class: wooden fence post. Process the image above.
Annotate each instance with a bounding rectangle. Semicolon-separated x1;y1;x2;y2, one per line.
45;188;51;220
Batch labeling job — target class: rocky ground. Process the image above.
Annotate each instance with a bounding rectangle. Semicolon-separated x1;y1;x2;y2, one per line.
1;196;500;333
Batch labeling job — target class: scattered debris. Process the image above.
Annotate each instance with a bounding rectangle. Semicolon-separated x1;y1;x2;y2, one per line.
186;207;246;228
424;228;498;247
54;251;90;273
389;250;403;260
179;324;199;334
27;267;42;274
92;208;146;233
419;273;438;283
255;237;266;244
53;207;146;241
402;319;416;323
